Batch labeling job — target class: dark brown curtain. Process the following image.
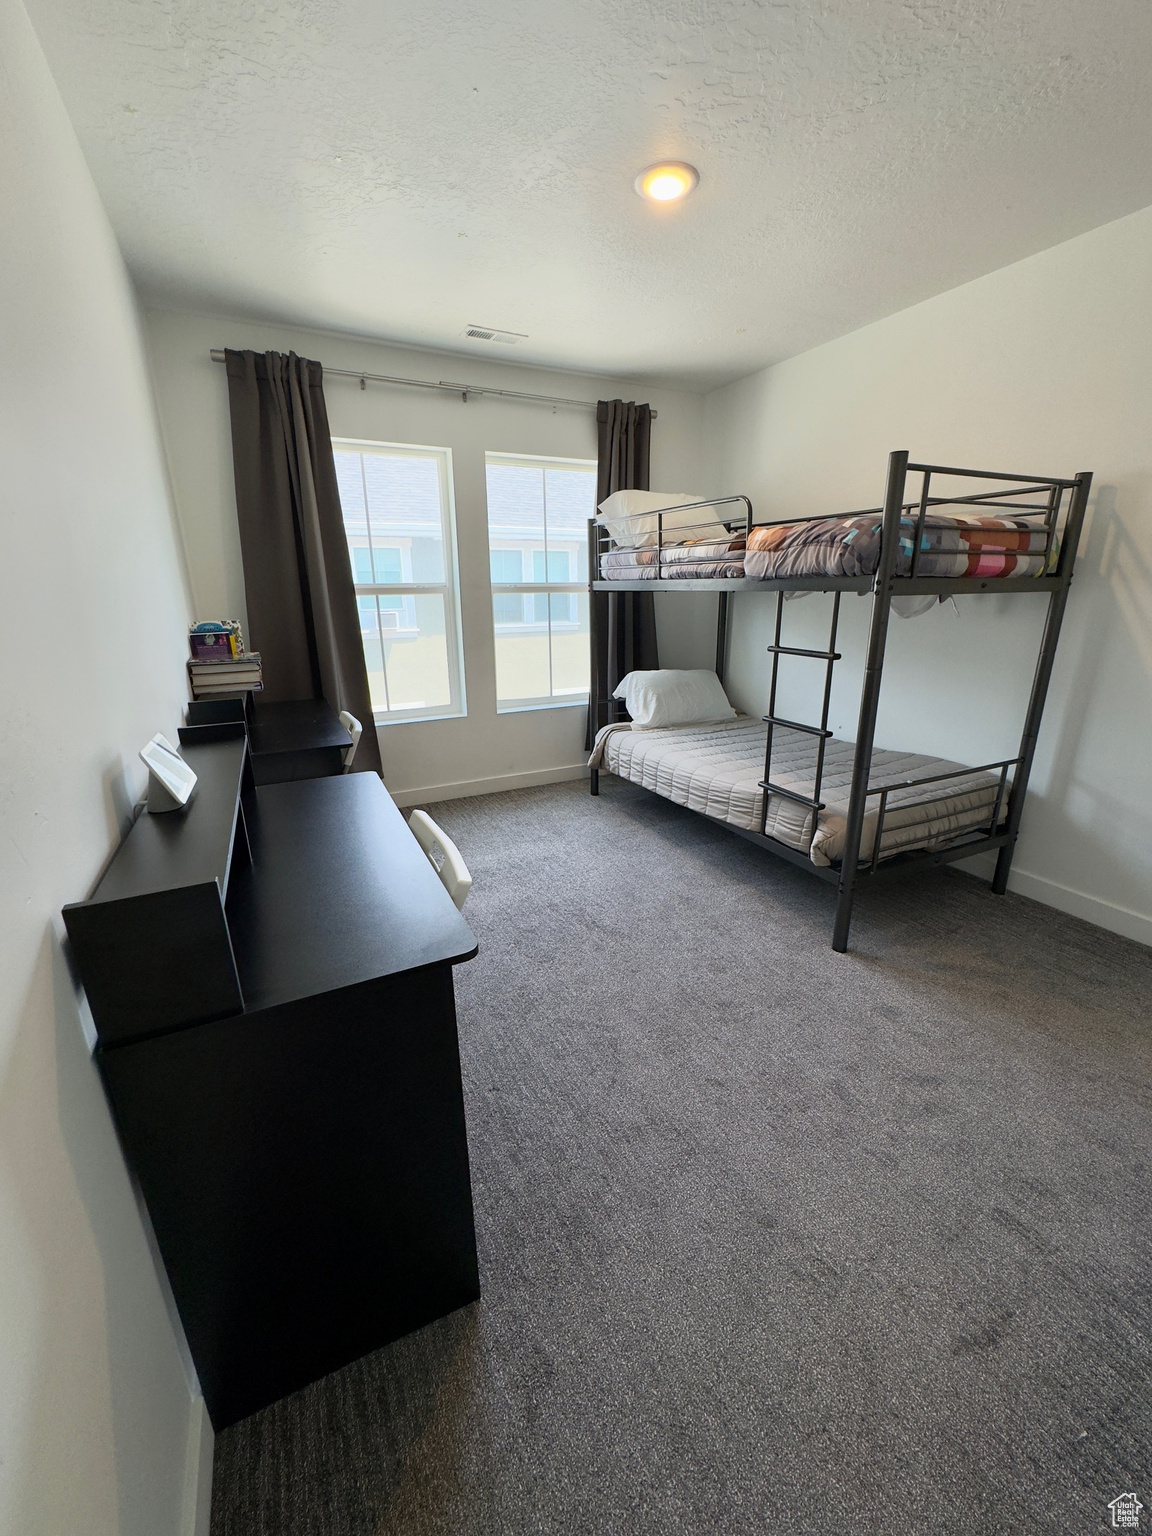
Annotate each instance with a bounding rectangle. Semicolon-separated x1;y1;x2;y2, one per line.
586;399;659;748
224;349;382;776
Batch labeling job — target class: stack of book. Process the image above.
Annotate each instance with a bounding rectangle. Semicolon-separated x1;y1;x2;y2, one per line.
188;652;263;699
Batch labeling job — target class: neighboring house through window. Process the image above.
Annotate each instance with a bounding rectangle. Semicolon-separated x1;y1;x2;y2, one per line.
485;452;595;710
333;440;465;721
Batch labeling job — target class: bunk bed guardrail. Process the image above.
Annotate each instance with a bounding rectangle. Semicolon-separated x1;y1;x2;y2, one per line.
863;756;1020;875
590;470;1074;582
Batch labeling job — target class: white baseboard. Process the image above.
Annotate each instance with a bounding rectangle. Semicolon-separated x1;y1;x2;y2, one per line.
180;1397;213;1536
390;762;589;808
957;853;1152;948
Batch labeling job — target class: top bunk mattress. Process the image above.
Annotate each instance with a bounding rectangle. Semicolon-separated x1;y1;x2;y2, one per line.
598;514;1053;582
591;717;1001;867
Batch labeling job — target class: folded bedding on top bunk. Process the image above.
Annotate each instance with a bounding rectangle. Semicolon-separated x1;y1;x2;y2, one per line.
744;514;1053;582
600;535;746;580
590;716;1001;866
597;514;1053;583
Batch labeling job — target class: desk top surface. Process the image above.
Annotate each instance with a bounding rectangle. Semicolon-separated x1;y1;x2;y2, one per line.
227;774;477;1013
247;698;352;757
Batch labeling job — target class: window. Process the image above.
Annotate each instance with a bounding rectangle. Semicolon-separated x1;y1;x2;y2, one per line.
334;440;465;722
485;453;595;710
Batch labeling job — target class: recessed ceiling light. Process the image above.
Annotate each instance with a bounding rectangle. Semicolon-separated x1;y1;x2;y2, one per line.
634;162;699;203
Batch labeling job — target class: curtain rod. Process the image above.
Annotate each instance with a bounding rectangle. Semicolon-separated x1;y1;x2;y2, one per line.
208;349;656;417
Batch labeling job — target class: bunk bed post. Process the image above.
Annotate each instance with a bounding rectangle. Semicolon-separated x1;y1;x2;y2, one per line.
831;449;910;952
588;516;601;794
990;468;1092;893
715;591;731;682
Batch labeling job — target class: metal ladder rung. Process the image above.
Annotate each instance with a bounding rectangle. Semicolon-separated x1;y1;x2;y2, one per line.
759;780;825;810
763;714;833;738
765;644;842;660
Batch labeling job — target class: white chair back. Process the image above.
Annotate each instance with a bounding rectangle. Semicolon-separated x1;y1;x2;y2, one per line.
408;810;472;909
337;710;363;771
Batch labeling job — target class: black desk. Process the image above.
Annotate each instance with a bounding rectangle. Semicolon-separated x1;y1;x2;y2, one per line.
247;697;353;784
64;737;479;1428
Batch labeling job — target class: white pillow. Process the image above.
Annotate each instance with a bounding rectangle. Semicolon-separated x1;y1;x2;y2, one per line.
613;669;737;731
596;490;731;549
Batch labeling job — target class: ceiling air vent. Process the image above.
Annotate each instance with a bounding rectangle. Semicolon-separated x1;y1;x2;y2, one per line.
463;325;527;345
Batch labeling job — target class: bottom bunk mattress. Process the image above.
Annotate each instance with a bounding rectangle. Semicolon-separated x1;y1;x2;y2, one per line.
591;717;1002;866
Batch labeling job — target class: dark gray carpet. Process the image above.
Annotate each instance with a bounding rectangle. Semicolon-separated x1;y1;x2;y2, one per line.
210;778;1152;1536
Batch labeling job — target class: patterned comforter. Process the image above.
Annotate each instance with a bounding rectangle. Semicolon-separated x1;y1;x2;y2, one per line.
598;515;1054;582
744;513;1053;580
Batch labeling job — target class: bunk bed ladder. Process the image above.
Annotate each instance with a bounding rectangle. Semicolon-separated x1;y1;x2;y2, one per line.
758;592;843;835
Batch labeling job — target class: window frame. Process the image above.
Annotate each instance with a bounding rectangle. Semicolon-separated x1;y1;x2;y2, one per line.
333;436;467;726
485;450;596;714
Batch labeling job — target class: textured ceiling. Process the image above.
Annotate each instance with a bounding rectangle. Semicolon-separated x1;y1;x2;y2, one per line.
24;0;1152;387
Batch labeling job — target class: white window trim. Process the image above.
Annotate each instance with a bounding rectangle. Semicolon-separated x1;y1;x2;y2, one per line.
334;437;467;726
486;451;595;713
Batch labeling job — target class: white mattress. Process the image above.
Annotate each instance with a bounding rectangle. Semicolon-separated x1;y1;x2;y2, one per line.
598;717;1002;867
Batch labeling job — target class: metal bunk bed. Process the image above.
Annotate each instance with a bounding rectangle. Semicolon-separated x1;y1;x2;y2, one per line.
587;450;1091;952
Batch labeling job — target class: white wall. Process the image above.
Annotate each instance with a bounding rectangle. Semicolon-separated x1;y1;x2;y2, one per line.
702;205;1152;945
144;310;706;802
0;1;210;1532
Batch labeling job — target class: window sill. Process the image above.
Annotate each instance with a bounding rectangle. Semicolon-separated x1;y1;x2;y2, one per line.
496;697;589;716
373;710;465;728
